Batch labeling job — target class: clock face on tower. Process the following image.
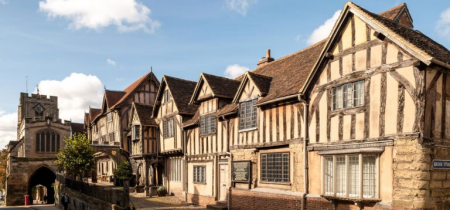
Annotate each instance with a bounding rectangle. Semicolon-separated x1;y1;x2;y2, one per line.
33;103;45;115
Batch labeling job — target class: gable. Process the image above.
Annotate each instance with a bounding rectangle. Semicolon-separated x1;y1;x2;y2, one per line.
238;77;261;102
198;80;213;100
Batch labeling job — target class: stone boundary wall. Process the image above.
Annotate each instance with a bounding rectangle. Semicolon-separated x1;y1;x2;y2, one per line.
55;177;128;210
187;193;215;206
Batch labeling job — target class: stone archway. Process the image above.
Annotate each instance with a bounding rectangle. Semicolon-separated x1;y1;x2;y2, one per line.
28;166;56;204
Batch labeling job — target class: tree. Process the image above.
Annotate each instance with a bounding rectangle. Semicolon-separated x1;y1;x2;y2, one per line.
56;133;95;180
0;149;8;189
114;161;132;186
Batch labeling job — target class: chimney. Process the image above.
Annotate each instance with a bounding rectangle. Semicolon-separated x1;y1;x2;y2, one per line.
257;49;275;66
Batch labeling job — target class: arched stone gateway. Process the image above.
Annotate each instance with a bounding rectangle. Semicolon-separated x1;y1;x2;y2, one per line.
28;166;56;204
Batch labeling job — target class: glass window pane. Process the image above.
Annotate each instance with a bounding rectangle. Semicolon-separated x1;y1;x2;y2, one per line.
363;156;376;198
324;157;334;195
282;153;289;182
246;101;251;129
252;99;257;128
348;156;359;197
336;156;346;196
240;103;246;129
261;154;267;181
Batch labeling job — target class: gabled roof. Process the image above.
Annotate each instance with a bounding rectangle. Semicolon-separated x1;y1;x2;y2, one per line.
152;75;199;117
133;102;156;126
232;71;272;103
104;90;126;110
379;3;410;22
84;113;89;128
88;108;101;124
190;73;240;104
111;71;160;109
183;110;200;128
302;2;450;96
248;40;326;105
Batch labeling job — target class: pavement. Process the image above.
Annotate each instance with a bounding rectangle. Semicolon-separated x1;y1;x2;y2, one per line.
130;193;208;210
0;204;58;210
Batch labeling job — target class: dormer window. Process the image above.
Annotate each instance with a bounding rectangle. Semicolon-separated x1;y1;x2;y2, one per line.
200;115;216;135
239;98;257;130
164;90;172;103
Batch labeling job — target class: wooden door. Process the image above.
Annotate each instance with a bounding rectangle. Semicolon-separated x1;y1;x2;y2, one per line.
219;164;228;201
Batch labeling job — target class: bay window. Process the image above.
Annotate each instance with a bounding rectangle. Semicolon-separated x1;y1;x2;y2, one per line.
323;154;378;199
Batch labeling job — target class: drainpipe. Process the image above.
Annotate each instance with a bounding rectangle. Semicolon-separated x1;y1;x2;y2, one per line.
183;129;188;203
301;99;309;210
223;116;232;210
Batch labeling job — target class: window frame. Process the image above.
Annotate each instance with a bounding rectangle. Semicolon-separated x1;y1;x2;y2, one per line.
332;80;364;111
200;115;216;136
132;125;140;140
239;97;258;131
163;118;174;138
107;112;113;122
321;154;379;200
260;152;290;184
193;165;206;184
163;89;172;103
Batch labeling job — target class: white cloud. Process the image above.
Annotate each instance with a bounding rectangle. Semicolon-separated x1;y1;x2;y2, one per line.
39;0;161;34
107;58;116;66
437;8;450;37
225;0;257;16
35;73;104;123
0;111;17;148
307;10;341;45
0;0;8;5
224;64;249;78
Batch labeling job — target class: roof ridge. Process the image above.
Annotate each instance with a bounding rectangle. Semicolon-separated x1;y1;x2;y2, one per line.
202;72;239;82
164;75;197;84
248;71;273;80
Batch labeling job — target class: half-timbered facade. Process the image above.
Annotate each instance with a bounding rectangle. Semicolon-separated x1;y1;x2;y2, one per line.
152;75;198;199
127;102;160;194
85;71;159;183
184;73;240;205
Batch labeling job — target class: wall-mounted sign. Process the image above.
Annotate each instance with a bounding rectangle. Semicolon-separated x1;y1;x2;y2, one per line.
433;160;450;169
232;161;251;182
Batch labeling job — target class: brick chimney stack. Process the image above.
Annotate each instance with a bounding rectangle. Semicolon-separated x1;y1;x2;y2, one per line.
257;49;275;66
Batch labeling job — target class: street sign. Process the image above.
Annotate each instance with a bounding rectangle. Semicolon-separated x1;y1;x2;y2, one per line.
432;160;450;169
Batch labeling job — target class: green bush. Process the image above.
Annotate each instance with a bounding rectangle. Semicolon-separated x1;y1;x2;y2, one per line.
157;186;167;196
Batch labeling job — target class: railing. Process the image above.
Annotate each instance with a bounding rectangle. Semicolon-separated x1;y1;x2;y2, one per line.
56;173;128;207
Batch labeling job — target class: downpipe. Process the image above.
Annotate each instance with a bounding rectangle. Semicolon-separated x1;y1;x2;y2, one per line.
301;100;309;210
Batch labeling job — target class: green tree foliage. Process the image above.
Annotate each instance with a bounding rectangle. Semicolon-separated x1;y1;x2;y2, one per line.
114;160;132;180
56;133;95;180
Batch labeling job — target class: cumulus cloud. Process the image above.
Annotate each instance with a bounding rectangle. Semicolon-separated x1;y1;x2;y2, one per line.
307;10;341;45
225;0;257;16
107;58;116;66
0;111;17;148
35;73;104;123
437;8;450;37
39;0;161;33
224;64;249;78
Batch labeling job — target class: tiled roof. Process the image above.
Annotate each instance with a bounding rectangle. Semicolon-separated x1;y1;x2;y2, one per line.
71;123;86;135
112;72;159;108
216;104;238;117
134;102;156;126
247;72;272;96
89;108;101;123
378;3;406;21
183;110;200;127
202;73;240;99
253;40;326;105
105;90;126;109
164;76;199;115
353;3;450;65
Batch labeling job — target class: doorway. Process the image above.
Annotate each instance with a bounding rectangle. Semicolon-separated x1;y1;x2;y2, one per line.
28;167;56;204
218;164;228;201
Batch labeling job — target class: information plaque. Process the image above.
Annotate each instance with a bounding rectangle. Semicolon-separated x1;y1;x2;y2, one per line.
433;160;450;169
232;161;251;183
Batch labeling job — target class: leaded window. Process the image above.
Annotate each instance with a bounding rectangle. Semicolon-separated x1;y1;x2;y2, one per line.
239;98;258;130
169;158;182;182
163;118;174;138
193;165;206;183
109;133;115;142
107;112;112;122
132;125;140;140
332;80;364;110
164;90;171;103
260;153;290;183
200;115;216;135
323;154;378;198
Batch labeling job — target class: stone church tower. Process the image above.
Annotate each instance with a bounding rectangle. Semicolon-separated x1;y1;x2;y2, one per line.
5;93;74;206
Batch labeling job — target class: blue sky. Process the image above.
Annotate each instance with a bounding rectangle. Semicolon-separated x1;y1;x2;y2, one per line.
1;0;450;147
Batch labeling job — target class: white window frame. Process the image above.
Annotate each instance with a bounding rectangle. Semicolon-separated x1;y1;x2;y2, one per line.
239;98;258;131
332;80;364;110
321;154;379;199
193;165;206;184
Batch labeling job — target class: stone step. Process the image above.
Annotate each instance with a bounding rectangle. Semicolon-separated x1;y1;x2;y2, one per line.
206;204;228;210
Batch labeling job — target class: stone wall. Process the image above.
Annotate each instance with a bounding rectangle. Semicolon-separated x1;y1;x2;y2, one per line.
393;137;450;209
